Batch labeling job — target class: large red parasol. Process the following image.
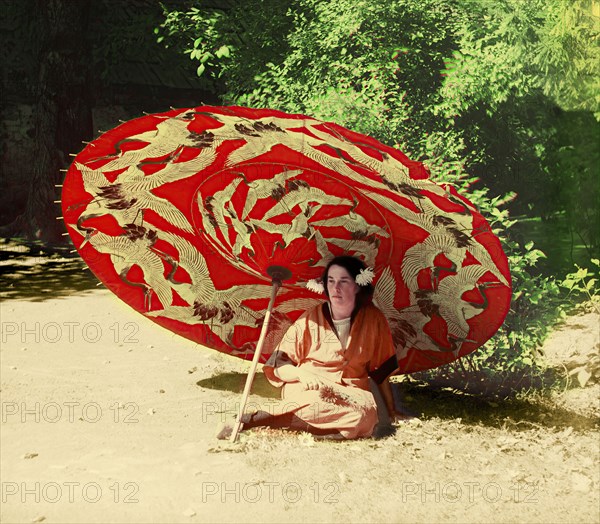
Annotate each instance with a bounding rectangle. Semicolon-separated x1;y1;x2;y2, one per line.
62;105;511;376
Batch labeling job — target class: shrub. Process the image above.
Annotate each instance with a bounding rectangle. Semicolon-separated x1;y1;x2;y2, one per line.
157;0;597;395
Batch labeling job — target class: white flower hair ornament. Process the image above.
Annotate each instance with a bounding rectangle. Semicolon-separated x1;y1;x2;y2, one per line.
306;267;374;293
305;279;325;294
355;267;374;286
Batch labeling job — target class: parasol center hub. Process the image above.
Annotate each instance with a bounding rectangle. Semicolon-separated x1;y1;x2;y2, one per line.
266;265;292;283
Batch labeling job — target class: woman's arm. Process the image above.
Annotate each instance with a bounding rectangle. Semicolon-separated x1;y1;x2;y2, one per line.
274;363;325;390
273;363;300;382
377;378;401;421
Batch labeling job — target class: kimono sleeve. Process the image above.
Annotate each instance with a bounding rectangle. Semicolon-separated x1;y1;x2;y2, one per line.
367;308;398;384
263;317;309;388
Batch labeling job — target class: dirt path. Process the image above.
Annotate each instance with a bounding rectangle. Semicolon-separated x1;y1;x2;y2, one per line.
1;290;598;523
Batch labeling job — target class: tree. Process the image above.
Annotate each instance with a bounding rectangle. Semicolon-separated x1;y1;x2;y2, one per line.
437;0;600;250
158;0;598;226
2;0;212;244
1;0;93;244
157;0;599;385
157;0;461;155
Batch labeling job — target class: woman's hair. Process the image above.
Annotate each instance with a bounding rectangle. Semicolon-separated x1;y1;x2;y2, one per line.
322;255;374;308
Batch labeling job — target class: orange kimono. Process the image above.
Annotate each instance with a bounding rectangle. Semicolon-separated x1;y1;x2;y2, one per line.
259;302;398;439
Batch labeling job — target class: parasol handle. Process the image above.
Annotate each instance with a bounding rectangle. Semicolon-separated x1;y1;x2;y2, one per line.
230;279;281;443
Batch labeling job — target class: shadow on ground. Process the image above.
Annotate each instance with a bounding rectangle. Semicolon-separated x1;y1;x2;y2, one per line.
197;372;281;400
398;381;598;432
198;372;599;432
0;239;98;301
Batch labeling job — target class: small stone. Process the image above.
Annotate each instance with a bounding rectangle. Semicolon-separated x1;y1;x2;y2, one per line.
23;452;38;459
147;408;156;415
32;516;46;523
159;389;165;394
21;347;27;351
146;344;154;349
188;366;198;374
183;508;196;517
10;366;17;370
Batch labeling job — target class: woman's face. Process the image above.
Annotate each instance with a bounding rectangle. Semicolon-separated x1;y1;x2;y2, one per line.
327;265;359;311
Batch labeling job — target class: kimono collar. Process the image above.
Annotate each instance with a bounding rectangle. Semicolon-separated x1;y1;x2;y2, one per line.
322;301;361;333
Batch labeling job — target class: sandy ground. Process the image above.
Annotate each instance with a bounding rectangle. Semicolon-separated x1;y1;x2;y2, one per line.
1;289;599;524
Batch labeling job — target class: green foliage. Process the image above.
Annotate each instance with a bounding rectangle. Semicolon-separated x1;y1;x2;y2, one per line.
158;0;599;235
475;241;563;378
158;0;599;395
439;0;600;117
436;0;600;252
420;254;600;397
561;258;600;310
414;167;567;394
157;5;226;86
156;1;294;93
157;0;460;154
534;0;600;117
545;111;600;252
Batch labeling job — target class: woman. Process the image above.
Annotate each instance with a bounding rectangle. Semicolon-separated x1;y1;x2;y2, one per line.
218;255;400;440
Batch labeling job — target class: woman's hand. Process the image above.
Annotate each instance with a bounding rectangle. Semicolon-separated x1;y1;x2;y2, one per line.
388;409;416;423
296;367;326;391
274;363;325;390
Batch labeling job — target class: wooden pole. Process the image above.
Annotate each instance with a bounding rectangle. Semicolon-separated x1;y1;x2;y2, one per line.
230;280;281;443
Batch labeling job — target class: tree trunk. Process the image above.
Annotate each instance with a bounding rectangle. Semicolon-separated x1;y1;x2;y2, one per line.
1;0;93;244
